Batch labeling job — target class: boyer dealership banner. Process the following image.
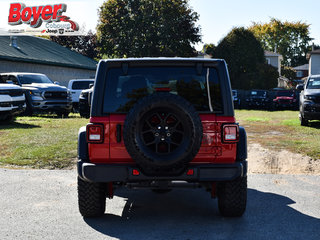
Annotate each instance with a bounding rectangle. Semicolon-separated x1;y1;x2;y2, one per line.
0;1;98;35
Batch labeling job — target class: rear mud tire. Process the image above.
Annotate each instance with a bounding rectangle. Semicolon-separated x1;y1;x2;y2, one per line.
78;177;106;218
218;176;247;217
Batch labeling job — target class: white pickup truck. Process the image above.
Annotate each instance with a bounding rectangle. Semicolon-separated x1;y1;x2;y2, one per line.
67;79;94;112
0;84;26;122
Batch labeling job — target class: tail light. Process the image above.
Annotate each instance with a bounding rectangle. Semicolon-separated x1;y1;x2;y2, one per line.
132;169;140;176
186;169;194;176
222;124;239;143
86;123;104;143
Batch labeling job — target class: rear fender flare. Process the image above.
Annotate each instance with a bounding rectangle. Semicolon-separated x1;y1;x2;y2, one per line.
236;127;247;161
78;126;88;161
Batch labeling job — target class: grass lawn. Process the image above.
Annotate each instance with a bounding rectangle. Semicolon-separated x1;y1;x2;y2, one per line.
235;110;320;160
0;110;319;169
0;114;88;169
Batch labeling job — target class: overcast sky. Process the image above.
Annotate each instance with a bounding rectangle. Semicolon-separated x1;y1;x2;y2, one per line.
1;0;320;50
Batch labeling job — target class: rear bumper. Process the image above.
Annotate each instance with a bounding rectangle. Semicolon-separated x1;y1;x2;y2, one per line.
77;160;247;183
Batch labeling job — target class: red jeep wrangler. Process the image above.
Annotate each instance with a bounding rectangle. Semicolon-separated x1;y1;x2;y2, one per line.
77;58;248;217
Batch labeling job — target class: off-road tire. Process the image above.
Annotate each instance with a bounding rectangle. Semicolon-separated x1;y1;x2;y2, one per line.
0;115;14;124
56;111;70;118
24;103;33;116
80;112;90;118
300;114;308;126
218;176;247;217
78;177;106;217
123;92;203;176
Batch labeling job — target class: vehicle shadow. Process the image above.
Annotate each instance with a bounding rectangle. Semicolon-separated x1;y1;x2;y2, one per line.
25;114;80;119
308;121;320;129
0;121;40;129
84;188;320;240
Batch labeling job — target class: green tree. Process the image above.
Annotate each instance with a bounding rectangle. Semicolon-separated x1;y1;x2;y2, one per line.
50;31;98;60
202;43;216;56
249;18;312;67
256;63;279;89
213;27;278;90
281;66;297;87
97;0;201;58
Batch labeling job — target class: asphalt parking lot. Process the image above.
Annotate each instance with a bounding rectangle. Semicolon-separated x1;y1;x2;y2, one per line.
0;168;319;240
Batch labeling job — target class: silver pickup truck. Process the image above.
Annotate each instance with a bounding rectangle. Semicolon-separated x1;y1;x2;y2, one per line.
0;73;72;117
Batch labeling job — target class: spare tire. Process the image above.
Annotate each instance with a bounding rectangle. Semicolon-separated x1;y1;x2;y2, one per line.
123;92;203;176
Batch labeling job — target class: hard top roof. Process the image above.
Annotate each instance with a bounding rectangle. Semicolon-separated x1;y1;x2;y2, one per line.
100;57;224;63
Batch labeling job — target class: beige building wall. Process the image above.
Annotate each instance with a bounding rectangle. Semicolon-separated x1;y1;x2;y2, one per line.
0;60;96;86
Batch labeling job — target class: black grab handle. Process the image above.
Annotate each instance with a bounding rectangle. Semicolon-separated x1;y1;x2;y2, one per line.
116;124;122;143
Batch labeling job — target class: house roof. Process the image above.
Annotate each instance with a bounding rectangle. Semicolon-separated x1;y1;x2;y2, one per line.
0;36;97;70
264;50;282;57
293;64;309;71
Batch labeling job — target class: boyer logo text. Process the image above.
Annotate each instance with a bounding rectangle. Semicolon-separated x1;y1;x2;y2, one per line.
8;3;79;31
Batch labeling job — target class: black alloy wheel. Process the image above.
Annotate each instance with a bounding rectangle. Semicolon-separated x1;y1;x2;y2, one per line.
123;93;203;176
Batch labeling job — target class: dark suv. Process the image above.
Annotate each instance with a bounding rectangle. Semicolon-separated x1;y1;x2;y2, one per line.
245;90;270;109
0;73;72;117
77;58;248;218
297;75;320;126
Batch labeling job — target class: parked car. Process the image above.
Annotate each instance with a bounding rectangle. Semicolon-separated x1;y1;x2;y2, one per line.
77;58;248;218
78;85;93;118
297;75;320;126
232;89;241;109
272;89;297;110
0;83;26;122
0;73;72;117
67;79;94;112
245;90;271;109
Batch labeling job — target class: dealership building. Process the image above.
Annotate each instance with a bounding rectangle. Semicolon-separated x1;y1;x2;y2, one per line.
0;36;97;86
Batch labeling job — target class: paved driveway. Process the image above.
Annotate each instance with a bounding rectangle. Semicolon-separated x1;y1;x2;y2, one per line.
0;168;319;240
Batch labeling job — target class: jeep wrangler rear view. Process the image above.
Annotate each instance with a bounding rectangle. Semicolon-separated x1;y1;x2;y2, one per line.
77;58;248;217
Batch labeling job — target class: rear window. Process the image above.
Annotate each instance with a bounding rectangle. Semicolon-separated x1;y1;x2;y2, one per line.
103;66;222;113
72;80;94;90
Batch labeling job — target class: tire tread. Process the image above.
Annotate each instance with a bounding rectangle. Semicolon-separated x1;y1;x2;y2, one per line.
77;177;106;217
218;176;247;217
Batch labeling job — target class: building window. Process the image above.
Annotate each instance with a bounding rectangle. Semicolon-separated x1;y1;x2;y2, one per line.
297;71;303;78
266;58;271;65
